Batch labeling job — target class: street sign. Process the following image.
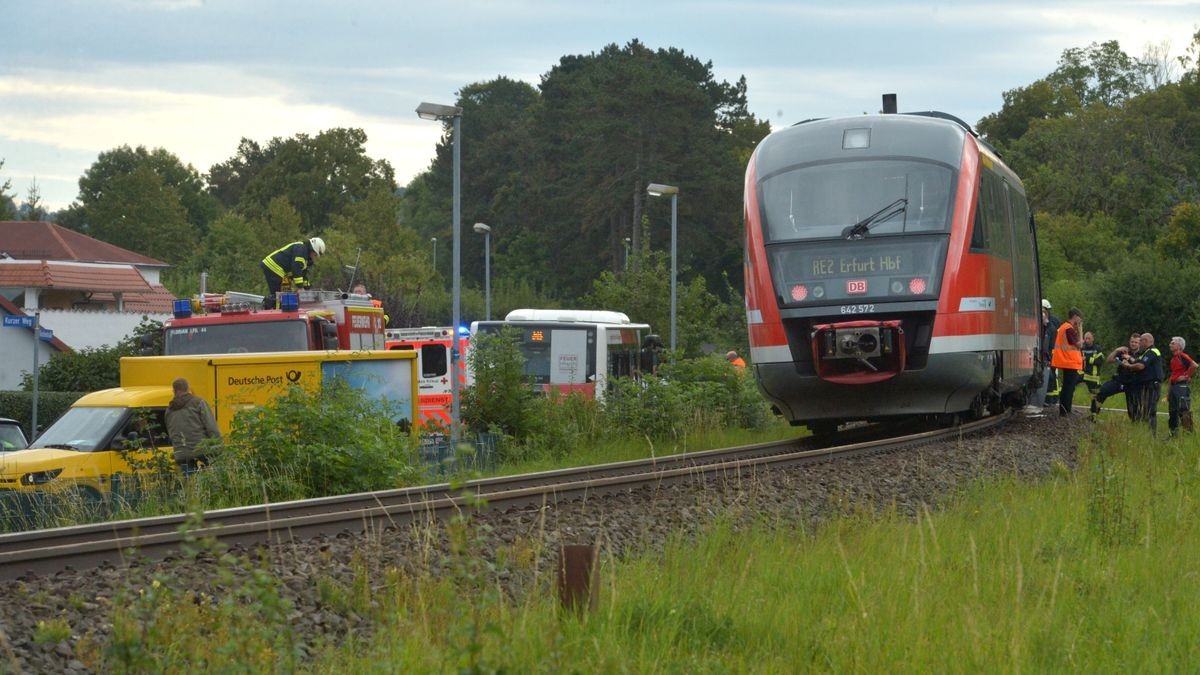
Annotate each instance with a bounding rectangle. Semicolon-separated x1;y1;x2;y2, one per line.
2;315;34;328
38;328;53;342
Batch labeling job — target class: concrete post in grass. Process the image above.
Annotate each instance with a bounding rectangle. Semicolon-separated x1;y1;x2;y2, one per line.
557;544;599;613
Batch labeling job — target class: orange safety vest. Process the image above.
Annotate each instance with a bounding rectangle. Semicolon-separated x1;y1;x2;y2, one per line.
1050;321;1083;370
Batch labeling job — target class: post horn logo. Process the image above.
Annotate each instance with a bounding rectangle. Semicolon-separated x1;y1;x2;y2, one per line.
286;370;302;383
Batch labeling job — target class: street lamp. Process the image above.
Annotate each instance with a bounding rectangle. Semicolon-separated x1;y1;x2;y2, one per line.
431;237;437;269
473;223;492;320
417;100;465;445
623;237;631;271
647;183;679;352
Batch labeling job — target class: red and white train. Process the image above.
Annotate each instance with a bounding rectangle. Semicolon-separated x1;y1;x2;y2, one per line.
743;100;1042;433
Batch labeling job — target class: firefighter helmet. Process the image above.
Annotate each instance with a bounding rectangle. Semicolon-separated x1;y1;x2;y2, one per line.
309;237;326;257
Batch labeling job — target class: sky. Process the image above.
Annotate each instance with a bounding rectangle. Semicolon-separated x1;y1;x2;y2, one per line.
2;0;1198;212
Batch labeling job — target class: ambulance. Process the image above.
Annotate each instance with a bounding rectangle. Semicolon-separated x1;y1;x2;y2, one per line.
385;327;471;428
0;350;416;498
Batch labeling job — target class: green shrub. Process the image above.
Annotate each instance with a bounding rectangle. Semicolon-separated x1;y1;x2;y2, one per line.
213;380;420;502
460;328;537;440
0;390;88;439
19;317;163;393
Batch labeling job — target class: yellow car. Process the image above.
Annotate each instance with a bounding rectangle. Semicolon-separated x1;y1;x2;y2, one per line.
0;388;173;499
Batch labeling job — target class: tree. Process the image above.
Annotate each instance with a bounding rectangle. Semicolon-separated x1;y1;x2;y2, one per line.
22;178;46;220
87;166;195;262
211;128;397;235
77;145;219;238
0;159;16;220
1046;40;1152;107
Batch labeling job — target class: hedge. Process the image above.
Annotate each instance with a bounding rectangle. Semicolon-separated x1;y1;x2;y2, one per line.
0;391;88;440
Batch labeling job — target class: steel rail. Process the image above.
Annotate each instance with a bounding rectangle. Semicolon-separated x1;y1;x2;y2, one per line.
0;413;1007;580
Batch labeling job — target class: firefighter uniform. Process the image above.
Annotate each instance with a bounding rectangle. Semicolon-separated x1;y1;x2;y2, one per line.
261;239;322;309
1081;341;1105;394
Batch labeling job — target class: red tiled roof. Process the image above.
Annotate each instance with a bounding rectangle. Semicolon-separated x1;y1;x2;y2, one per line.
91;286;177;313
0;261;155;292
0;221;167;267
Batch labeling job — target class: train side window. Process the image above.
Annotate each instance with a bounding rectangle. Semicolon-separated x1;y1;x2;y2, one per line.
421;344;447;378
969;189;988;252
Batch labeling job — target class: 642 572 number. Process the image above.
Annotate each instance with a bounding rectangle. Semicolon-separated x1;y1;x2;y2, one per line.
839;304;875;315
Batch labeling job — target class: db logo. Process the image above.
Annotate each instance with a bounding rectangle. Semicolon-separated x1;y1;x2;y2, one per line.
847;279;868;294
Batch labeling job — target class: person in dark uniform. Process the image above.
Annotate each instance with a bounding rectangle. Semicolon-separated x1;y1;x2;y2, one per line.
1092;333;1141;420
1042;300;1062;409
1166;336;1197;436
1128;332;1164;434
261;237;325;309
1080;331;1105;396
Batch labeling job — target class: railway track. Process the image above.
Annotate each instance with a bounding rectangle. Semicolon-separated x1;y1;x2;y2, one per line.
0;412;1009;580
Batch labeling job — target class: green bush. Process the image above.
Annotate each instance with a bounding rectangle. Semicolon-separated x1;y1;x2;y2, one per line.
0;390;88;439
460;328;537;440
212;380;420;502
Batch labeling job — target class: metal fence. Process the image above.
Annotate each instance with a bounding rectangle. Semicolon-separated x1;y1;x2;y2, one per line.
418;432;497;478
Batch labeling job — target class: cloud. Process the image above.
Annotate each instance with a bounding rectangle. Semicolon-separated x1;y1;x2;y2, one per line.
0;64;444;209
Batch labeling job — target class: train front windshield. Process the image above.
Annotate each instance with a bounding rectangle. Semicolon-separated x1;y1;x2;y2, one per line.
759;159;954;242
759;159;954;308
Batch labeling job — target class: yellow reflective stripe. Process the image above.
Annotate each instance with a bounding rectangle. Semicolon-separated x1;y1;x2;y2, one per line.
263;257;286;277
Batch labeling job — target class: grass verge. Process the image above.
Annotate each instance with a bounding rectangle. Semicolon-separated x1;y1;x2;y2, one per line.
302;418;1199;672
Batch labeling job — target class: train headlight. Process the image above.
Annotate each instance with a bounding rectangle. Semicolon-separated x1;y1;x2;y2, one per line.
812;285;825;299
790;285;808;301
909;278;927;294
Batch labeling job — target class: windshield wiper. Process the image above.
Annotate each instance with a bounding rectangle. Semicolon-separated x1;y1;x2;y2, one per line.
40;443;80;450
844;198;907;240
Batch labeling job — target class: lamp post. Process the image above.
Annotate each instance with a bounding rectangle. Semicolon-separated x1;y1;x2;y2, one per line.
431;237;437;269
647;183;679;352
473;223;492;320
417;101;465;444
623;237;631;272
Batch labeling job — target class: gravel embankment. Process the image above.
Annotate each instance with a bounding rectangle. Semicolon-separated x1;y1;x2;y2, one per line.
0;413;1087;673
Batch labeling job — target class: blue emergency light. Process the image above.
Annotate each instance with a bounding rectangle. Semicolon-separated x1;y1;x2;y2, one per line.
172;299;192;318
279;292;300;311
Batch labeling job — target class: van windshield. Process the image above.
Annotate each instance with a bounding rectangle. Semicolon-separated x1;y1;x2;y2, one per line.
29;407;126;452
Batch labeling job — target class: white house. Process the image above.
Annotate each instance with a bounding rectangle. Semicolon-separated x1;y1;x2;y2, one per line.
0;221;175;389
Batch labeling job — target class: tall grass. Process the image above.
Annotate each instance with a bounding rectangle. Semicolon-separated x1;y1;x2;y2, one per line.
303;419;1200;672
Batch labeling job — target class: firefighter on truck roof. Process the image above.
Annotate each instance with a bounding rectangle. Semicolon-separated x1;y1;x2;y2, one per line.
261;237;325;309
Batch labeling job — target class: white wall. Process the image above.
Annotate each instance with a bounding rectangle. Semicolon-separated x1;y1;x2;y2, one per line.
0;327;55;390
33;309;170;352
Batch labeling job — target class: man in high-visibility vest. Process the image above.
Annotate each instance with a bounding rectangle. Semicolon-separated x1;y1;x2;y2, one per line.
261;238;325;309
1050;307;1084;416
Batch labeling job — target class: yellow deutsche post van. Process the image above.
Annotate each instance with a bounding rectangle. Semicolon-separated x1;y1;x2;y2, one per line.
0;350;417;499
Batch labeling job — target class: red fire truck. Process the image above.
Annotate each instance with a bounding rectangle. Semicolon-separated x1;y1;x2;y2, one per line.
385;326;471;428
163;290;386;356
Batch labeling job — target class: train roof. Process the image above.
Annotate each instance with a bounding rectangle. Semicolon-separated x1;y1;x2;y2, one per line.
754;113;972;179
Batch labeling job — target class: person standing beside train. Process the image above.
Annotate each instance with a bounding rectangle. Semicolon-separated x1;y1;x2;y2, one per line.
1042;300;1063;409
1080;331;1105;396
1050;307;1083;416
1127;332;1164;433
1166;336;1197;436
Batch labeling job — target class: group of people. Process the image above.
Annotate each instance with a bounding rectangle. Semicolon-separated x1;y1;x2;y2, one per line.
1036;299;1197;436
